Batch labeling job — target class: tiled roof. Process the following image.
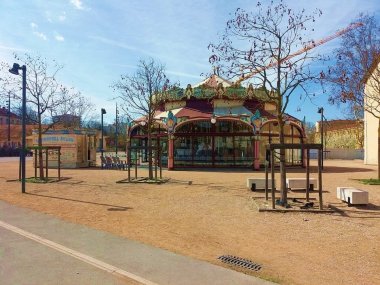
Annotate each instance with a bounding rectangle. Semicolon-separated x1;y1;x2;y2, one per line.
0;107;20;119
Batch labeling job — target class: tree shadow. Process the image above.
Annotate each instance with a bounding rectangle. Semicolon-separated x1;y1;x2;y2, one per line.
285;166;374;174
26;192;132;211
328;203;380;219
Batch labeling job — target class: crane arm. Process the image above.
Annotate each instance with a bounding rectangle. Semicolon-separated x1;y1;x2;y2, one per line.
235;22;364;85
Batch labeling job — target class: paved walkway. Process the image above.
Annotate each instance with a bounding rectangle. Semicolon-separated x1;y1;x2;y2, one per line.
0;200;275;285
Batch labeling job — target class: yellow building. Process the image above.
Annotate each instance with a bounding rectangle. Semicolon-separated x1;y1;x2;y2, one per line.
32;129;98;168
315;120;363;149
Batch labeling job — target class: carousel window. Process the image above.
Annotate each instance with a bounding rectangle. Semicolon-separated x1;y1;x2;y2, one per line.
234;121;252;133
216;121;232;133
193;121;211;133
259;121;304;166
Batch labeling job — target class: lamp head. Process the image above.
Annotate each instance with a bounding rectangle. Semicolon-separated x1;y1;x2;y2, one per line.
317;107;323;114
101;108;106;115
210;113;216;124
9;63;21;75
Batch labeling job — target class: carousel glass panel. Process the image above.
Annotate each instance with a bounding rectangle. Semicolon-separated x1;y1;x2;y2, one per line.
234;136;254;166
216;121;233;133
193;121;211;133
158;137;168;167
174;136;193;166
214;136;234;166
193;136;212;166
129;138;143;163
258;122;303;166
284;124;303;165
234;121;252;133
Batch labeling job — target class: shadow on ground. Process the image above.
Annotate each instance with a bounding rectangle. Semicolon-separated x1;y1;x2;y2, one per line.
26;192;132;211
329;203;380;219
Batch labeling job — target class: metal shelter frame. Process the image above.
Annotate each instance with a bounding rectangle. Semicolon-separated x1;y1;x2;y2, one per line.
26;146;62;181
127;145;163;182
265;143;323;210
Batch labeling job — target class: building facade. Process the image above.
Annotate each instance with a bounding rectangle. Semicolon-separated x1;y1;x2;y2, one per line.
364;58;380;165
127;75;306;170
0;107;21;126
31;129;97;168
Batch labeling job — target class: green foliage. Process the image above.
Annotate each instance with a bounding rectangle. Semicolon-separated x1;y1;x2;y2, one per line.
358;178;380;185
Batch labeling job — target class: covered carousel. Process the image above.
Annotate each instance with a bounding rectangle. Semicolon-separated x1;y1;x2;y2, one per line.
127;75;306;170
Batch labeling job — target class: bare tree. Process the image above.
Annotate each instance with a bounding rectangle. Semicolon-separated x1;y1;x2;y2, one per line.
325;14;380;178
209;1;323;205
112;58;170;179
1;53;92;179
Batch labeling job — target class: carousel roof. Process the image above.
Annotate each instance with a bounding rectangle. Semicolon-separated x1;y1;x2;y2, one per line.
154;107;211;120
192;74;233;88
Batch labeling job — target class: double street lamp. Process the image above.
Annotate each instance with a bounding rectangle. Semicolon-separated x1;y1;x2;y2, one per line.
9;63;27;193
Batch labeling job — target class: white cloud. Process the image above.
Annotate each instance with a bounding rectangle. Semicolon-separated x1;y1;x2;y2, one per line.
70;0;83;10
59;12;66;21
55;34;65;42
166;70;202;80
30;22;38;29
33;31;47;41
0;45;29;52
89;35;137;51
45;11;53;23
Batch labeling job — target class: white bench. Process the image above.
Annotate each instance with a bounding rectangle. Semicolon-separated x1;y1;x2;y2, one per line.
247;178;275;191
337;187;369;205
286;178;317;190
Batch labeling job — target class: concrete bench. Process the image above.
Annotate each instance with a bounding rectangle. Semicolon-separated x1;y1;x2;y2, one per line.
286;178;317;190
337;187;369;205
247;178;275;191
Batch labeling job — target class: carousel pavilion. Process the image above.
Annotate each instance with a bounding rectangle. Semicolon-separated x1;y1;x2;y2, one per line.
127;75;306;170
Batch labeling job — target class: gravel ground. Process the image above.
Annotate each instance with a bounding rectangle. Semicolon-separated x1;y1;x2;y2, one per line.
0;158;379;285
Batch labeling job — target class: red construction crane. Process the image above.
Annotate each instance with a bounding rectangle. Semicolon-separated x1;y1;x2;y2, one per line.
235;22;364;85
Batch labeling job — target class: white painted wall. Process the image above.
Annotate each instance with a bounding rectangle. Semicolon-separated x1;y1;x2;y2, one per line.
364;61;380;165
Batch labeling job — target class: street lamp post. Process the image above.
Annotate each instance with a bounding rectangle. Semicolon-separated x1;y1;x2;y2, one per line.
101;108;106;169
115;103;118;155
7;92;11;143
9;63;26;193
318;107;324;169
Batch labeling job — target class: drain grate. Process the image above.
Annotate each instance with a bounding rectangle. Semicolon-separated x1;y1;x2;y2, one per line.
218;255;262;271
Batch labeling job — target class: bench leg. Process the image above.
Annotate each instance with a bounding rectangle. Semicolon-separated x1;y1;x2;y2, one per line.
251;183;256;192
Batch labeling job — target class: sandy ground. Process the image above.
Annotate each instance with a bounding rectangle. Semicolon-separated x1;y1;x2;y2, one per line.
0;158;379;285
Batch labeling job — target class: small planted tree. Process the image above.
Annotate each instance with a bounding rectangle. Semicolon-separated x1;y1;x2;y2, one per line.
113;58;170;180
1;53;92;179
208;1;323;205
325;14;380;178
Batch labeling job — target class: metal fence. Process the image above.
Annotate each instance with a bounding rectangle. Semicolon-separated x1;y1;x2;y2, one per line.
309;148;364;160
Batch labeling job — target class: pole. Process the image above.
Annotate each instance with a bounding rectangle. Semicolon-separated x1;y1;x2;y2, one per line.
7;92;11;143
320;107;324;170
115;103;118;155
21;65;26;193
271;149;275;209
318;147;323;210
101;108;105;169
306;148;310;202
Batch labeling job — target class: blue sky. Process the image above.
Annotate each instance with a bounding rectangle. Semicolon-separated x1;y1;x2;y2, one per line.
0;0;379;124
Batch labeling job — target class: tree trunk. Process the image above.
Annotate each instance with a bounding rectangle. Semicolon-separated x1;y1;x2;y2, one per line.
147;125;153;180
278;116;287;205
38;120;44;179
378;119;380;179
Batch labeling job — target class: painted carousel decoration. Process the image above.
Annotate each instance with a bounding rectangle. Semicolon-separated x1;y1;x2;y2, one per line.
127;74;306;170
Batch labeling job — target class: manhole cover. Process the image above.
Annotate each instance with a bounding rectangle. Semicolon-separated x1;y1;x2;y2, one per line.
218;255;262;271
